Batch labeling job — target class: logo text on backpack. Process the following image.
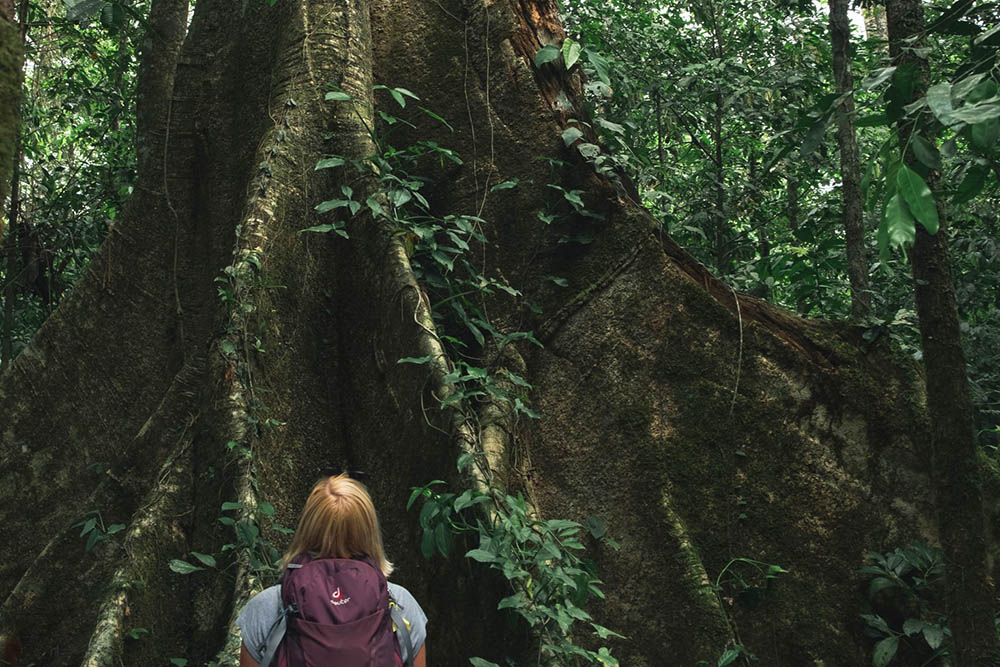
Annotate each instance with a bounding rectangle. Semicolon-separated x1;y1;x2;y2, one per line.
330;588;351;606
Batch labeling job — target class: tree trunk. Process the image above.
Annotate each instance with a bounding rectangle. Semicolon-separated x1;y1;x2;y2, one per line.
829;0;871;321
0;0;20;205
885;0;998;664
1;0;25;370
0;1;985;665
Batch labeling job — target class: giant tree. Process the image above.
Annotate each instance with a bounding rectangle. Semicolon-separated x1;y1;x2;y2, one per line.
0;0;992;665
882;0;997;663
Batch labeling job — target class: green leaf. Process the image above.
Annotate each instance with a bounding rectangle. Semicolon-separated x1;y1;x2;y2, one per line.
258;502;275;517
861;66;896;90
498;592;528;610
953;163;988;204
65;0;107;22
300;223;347;236
535;45;561;68
577;142;600;159
952;73;986;102
884;194;916;249
896;165;939;234
902;618;924;636
490;179;520;192
563;38;582;70
591;623;626;640
168;559;205;575
190;552;217;568
79;517;97;537
868;576;898;598
586;49;611;85
909;135;942;171
926;83;955;125
235;519;259;547
434;522;450;557
469;659;500;667
418;106;455;132
456;452;476;473
561;126;584;146
388;87;420;108
974;22;1000;45
856;113;888;128
315;157;346;170
397;355;434;365
922;624;945;649
420;527;435;559
587;515;608;539
105;523;126;535
169;660;189;667
324;91;352;102
717;648;740;667
800;115;830;157
872;636;899;667
465;548;496;563
315;199;351;213
952;102;1000;125
221;501;243;512
972;118;999;150
596;647;619;667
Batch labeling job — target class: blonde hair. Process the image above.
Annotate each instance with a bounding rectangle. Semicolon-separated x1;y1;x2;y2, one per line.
279;474;393;576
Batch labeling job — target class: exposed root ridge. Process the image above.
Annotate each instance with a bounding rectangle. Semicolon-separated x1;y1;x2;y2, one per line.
80;441;195;667
658;488;735;652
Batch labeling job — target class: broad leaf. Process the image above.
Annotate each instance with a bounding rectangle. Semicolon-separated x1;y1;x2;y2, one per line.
469;659;500;667
952;101;1000;125
909;135;942;171
884;194;916;249
190;552;217;568
873;636;899;667
896;165;939;234
561;126;584;146
926;83;956;125
953;163;988;204
315;157;345;170
563;38;582;70
922;624;945;649
535;45;561;67
65;0;107;22
862;66;896;90
168;559;205;575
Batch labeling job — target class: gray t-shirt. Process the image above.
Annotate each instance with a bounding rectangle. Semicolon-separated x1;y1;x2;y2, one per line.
237;582;427;664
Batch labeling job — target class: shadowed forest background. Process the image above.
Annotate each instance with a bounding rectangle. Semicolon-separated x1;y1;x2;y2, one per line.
0;0;999;665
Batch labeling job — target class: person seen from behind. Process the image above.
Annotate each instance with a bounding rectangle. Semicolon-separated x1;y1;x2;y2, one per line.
237;473;428;666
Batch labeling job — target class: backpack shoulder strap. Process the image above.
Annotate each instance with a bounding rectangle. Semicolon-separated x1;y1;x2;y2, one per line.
390;601;415;667
258;602;295;667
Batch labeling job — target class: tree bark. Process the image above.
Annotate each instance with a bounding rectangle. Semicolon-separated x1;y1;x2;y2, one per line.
0;0;982;665
0;0;21;205
1;0;26;370
829;0;871;321
885;0;998;664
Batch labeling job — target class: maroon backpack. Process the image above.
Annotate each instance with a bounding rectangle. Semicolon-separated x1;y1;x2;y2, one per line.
258;555;414;667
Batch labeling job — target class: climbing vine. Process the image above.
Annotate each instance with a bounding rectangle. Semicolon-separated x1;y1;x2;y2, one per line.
304;83;624;666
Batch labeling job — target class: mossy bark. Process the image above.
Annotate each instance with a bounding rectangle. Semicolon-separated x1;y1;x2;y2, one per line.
0;13;19;207
0;0;988;665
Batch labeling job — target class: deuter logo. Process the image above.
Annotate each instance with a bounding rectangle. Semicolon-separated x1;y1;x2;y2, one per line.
330;588;351;606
